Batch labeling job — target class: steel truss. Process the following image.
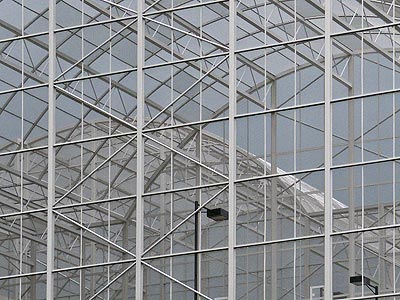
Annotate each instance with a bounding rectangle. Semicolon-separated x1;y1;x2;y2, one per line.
0;0;400;299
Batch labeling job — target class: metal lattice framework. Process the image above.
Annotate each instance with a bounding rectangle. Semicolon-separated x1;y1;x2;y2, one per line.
1;0;400;299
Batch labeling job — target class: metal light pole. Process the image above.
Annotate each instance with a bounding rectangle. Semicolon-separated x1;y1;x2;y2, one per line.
194;201;200;300
194;201;229;300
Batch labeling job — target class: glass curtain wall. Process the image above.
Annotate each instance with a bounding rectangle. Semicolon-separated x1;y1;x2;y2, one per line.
0;0;399;299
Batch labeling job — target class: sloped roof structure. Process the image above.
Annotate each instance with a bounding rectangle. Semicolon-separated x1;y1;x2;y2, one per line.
0;0;400;299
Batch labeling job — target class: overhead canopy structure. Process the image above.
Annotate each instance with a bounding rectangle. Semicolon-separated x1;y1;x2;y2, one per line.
0;0;399;299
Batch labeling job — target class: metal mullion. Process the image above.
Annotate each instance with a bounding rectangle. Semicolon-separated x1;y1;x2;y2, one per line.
292;1;298;296
391;0;396;293
135;0;145;296
169;14;174;298
228;0;236;299
324;0;333;298
360;4;366;294
79;4;85;298
45;0;56;297
106;8;112;299
19;2;25;296
262;2;268;296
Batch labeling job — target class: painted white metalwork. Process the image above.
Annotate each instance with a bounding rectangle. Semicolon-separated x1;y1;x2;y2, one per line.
1;0;400;299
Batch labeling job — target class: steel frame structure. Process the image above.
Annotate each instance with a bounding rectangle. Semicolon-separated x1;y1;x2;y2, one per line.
1;0;400;299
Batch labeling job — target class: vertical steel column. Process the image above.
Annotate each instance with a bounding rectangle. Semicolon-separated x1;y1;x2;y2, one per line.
91;241;96;294
378;202;386;291
195;134;201;299
271;82;278;300
194;200;199;300
324;0;333;298
304;219;310;299
228;0;236;299
136;0;145;298
348;56;355;298
160;148;166;300
122;224;129;300
46;0;56;299
31;241;37;299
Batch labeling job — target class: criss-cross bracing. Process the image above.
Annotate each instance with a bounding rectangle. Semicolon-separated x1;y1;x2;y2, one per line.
0;0;400;299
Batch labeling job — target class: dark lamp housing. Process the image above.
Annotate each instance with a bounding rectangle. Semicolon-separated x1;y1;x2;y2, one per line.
350;275;370;286
206;208;229;221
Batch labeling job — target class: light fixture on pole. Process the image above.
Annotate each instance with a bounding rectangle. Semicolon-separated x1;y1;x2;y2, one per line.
194;201;229;300
350;275;378;300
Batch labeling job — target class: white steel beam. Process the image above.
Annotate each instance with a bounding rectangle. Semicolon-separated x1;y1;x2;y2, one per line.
46;0;56;299
228;0;237;300
135;0;145;298
324;0;333;299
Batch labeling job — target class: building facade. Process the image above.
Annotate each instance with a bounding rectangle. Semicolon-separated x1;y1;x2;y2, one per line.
0;0;398;299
